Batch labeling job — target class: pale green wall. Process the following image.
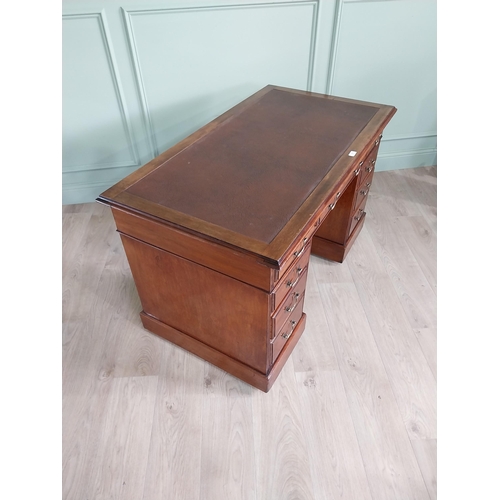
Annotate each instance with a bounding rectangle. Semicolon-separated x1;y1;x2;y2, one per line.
63;0;437;204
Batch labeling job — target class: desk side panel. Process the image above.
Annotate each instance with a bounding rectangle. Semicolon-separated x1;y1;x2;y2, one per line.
120;234;270;374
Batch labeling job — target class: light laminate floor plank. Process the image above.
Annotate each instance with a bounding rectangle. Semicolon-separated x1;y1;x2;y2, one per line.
292;263;340;373
392;215;437;293
85;376;158;500
317;280;430;500
368;170;423;219
252;360;316;500
347;233;437;441
62;204;117;326
142;345;205;500
199;364;257;500
310;251;354;284
413;327;437;381
62;370;115;500
395;167;437;233
395;167;437;209
62;210;91;272
295;369;373;500
411;438;437;500
365;204;437;330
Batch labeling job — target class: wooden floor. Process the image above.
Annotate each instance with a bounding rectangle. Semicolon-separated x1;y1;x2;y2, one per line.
62;166;437;500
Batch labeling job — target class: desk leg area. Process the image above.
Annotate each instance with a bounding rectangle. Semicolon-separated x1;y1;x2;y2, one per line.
311;175;364;263
312;213;366;263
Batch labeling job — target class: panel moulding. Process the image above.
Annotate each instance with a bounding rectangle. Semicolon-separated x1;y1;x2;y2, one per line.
325;0;437;166
121;1;320;158
62;11;141;174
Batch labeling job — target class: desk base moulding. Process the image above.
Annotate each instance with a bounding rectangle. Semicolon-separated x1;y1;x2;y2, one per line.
140;311;307;393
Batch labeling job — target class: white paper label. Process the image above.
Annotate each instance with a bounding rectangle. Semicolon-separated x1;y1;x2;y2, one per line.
348;151;357;157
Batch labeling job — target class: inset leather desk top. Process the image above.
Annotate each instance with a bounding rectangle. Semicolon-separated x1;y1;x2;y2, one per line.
126;89;378;243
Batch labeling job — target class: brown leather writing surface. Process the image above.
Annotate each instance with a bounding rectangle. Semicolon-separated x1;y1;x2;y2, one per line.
126;89;378;243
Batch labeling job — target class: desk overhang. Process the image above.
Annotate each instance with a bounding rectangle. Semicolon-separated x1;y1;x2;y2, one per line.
98;85;396;267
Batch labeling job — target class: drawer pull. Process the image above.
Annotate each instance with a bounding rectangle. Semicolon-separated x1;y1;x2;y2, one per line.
360;190;369;196
293;238;308;258
366;182;371;188
354;211;365;221
354;168;361;176
328;191;341;211
371;159;376;165
366;165;374;173
282;320;297;340
285;292;301;312
375;139;380;146
287;265;305;288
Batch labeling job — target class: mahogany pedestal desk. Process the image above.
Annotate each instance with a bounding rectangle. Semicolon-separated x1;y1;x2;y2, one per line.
98;86;396;392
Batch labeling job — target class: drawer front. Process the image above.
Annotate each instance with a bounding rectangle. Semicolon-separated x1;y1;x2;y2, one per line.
277;222;316;283
349;197;368;236
273;242;311;310
354;169;375;211
359;140;380;185
271;295;305;363
271;268;308;337
111;207;274;291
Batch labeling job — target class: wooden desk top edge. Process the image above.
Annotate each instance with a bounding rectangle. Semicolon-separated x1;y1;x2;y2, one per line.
98;85;396;267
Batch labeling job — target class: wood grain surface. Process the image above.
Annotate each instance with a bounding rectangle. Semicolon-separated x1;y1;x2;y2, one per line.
63;166;437;500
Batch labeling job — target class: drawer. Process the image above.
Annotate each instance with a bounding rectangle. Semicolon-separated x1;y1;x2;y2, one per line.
318;189;343;226
271;268;308;338
359;140;380;184
271;294;305;363
277;222;316;283
273;242;311;310
354;169;375;211
349;197;368;236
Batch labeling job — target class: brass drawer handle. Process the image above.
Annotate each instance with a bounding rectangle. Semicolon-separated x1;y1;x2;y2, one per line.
281;320;297;340
354;168;361;176
293;238;308;258
328;191;341;210
285;292;300;312
375;139;380;146
287;265;305;288
371;159;376;165
361;181;371;194
354;211;365;221
366;165;373;173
